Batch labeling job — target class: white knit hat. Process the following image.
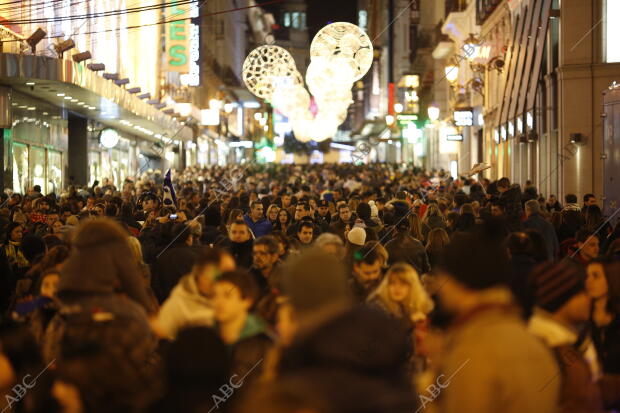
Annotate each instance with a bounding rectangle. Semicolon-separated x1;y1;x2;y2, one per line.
368;200;379;218
347;227;366;246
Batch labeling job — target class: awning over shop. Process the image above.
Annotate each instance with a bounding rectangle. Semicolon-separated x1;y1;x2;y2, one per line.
352;119;390;139
0;53;192;142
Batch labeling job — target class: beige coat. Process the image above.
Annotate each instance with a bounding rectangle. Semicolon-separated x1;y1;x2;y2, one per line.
437;305;560;413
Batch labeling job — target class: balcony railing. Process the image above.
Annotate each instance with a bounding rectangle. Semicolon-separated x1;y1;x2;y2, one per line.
476;0;503;25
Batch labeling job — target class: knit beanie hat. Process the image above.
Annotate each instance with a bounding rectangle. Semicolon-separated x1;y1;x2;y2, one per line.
347;227;366;246
529;261;585;313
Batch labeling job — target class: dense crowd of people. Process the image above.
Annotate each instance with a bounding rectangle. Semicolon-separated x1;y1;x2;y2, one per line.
0;163;619;413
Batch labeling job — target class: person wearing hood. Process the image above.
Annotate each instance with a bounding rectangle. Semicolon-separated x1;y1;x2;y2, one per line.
211;270;272;385
222;219;254;269
356;202;382;238
244;201;272;238
497;177;523;231
44;218;156;362
275;249;416;413
155;248;236;339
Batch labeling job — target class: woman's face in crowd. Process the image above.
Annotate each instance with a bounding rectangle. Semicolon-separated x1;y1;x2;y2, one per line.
268;207;279;221
94;206;104;216
586;262;608;300
388;275;410;303
278;210;288;224
40;273;60;298
10;226;23;242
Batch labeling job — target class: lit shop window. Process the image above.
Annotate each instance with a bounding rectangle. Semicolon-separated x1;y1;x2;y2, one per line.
359;10;368;32
606;0;620;62
48;150;63;194
284;12;291;27
12;143;28;194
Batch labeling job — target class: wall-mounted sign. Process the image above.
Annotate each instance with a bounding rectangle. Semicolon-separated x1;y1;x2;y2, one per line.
166;0;200;86
454;109;473;126
166;1;190;72
446;134;463;141
396;113;418;127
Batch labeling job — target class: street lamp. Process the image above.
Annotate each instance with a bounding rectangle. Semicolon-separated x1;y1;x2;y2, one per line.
428;104;440;122
445;65;459;83
385;114;395;126
394;103;404;113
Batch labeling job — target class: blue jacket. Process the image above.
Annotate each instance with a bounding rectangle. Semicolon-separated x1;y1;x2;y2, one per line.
244;215;272;238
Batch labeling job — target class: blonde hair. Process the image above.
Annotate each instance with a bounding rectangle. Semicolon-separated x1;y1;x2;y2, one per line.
126;236;144;263
408;213;424;241
368;262;434;321
266;204;280;219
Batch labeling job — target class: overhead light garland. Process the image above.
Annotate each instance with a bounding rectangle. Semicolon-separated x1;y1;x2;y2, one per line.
242;22;373;143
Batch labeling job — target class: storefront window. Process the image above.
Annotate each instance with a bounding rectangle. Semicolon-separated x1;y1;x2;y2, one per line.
48;150;62;194
30;146;46;193
89;151;101;186
12;143;28;194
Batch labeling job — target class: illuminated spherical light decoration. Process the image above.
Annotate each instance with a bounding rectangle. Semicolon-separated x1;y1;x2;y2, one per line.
242;23;372;147
310;22;373;82
242;45;302;100
100;128;120;148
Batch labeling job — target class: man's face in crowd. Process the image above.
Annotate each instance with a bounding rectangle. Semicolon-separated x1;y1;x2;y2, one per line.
86;198;95;209
282;195;291;208
318;205;329;217
353;260;382;289
295;205;309;220
229;223;251;243
339;207;352;222
38;201;50;212
585;196;597;207
491;205;504;217
578;236;599;261
548;195;557;204
298;226;314;244
93;206;104;216
253;244;279;271
251;204;264;221
212;281;252;324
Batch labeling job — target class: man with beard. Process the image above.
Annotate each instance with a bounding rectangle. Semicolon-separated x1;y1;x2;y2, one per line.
349;245;383;302
329;204;354;242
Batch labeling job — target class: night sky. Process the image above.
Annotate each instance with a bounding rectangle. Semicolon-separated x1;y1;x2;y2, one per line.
307;0;358;38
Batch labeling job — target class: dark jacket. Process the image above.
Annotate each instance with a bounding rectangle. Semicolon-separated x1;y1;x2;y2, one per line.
243;215;272;238
523;213;559;261
385;234;430;274
328;219;351;241
507;254;537;319
591;315;620;375
222;239;254;269
499;185;523;231
201;225;227;246
151;244;198;303
278;306;417;413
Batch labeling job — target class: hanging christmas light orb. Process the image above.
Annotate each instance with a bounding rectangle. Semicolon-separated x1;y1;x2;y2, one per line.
242;45;302;100
310;22;373;82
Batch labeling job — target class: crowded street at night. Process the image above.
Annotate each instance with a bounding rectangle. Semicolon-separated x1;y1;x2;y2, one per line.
1;0;620;412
